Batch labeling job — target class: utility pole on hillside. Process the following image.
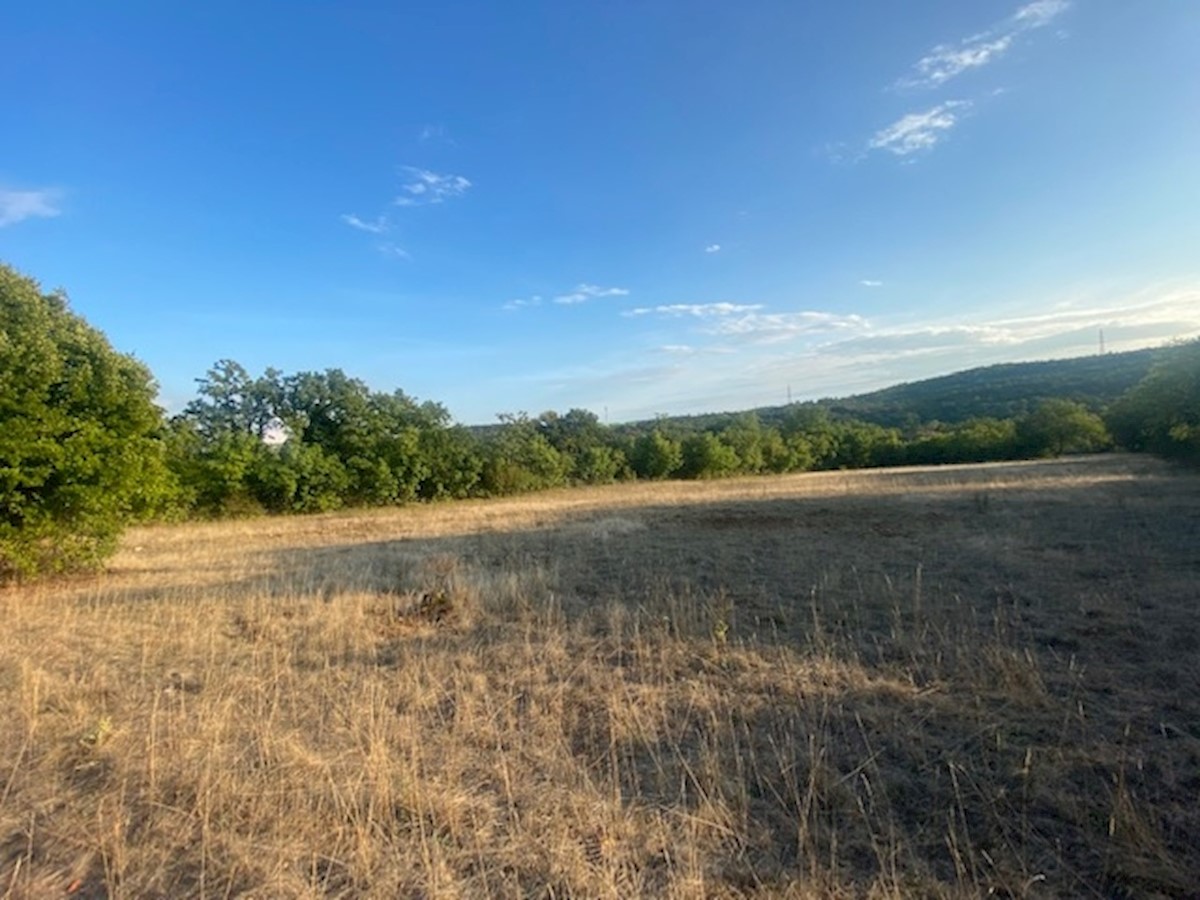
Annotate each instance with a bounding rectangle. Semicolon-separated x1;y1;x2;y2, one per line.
1099;328;1106;355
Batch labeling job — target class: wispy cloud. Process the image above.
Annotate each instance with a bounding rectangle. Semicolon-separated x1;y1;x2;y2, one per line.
869;101;971;156
899;0;1069;90
340;213;389;234
1014;0;1071;28
708;311;869;342
621;303;869;349
903;37;1015;89
376;242;410;260
342;163;471;256
705;244;722;254
339;213;407;258
0;187;62;227
625;302;762;318
860;279;884;288
394;167;472;207
504;284;628;311
813;285;1200;365
658;344;736;356
418;124;456;145
553;283;630;305
469;282;1200;424
503;295;543;312
857;1;1070;162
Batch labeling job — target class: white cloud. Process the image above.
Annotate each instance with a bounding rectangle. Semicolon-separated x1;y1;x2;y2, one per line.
855;1;1070;164
624;302;762;318
816;284;1200;364
342;163;471;255
869;101;971;156
907;36;1014;88
503;295;543;312
0;188;62;227
705;244;721;254
1014;0;1071;27
394;167;472;206
503;284;627;311
658;344;738;357
708;311;870;342
418;124;456;144
464;281;1200;424
341;213;388;234
821;141;864;165
376;242;410;260
860;279;884;288
898;0;1069;89
553;283;630;305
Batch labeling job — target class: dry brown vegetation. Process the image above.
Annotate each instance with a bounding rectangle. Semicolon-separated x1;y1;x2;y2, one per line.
2;454;1198;898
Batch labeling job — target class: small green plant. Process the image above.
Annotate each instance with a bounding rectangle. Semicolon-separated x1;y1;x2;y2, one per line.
711;591;733;644
79;716;114;749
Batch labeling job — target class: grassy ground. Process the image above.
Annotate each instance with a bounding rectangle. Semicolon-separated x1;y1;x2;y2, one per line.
1;454;1198;898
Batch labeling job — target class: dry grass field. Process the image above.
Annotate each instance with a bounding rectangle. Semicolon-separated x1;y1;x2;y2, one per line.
2;454;1198;898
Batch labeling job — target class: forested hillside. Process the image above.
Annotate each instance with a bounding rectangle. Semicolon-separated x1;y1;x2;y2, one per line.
818;350;1163;426
629;348;1163;434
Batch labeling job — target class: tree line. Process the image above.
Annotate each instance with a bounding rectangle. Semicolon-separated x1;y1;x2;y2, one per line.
167;360;1120;518
2;263;1197;579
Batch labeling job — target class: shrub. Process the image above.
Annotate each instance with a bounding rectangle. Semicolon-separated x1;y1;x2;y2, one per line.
0;264;171;579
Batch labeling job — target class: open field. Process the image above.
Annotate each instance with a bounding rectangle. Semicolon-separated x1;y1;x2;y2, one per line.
2;454;1199;898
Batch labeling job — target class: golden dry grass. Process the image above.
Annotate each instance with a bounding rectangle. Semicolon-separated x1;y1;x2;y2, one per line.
2;454;1198;898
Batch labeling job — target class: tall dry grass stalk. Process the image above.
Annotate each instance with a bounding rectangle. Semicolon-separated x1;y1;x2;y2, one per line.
1;455;1198;897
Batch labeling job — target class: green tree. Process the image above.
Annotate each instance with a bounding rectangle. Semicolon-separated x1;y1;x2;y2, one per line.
175;362;479;512
537;408;606;457
781;431;817;472
628;429;683;480
1017;399;1110;457
573;445;628;484
417;425;483;499
480;414;571;495
820;420;903;469
779;406;839;469
185;360;283;440
719;415;767;474
679;432;741;479
944;417;1019;463
0;265;172;578
165;419;264;516
537;408;622;483
246;441;349;513
1107;340;1200;462
281;373;430;505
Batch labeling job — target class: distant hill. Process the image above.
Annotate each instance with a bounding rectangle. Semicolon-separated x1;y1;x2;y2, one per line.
808;348;1164;427
622;347;1165;433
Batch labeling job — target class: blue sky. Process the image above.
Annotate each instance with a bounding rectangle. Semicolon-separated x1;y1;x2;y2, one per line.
3;1;1199;424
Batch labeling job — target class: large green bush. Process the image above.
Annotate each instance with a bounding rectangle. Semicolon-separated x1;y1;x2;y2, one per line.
0;264;170;579
1016;398;1110;457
